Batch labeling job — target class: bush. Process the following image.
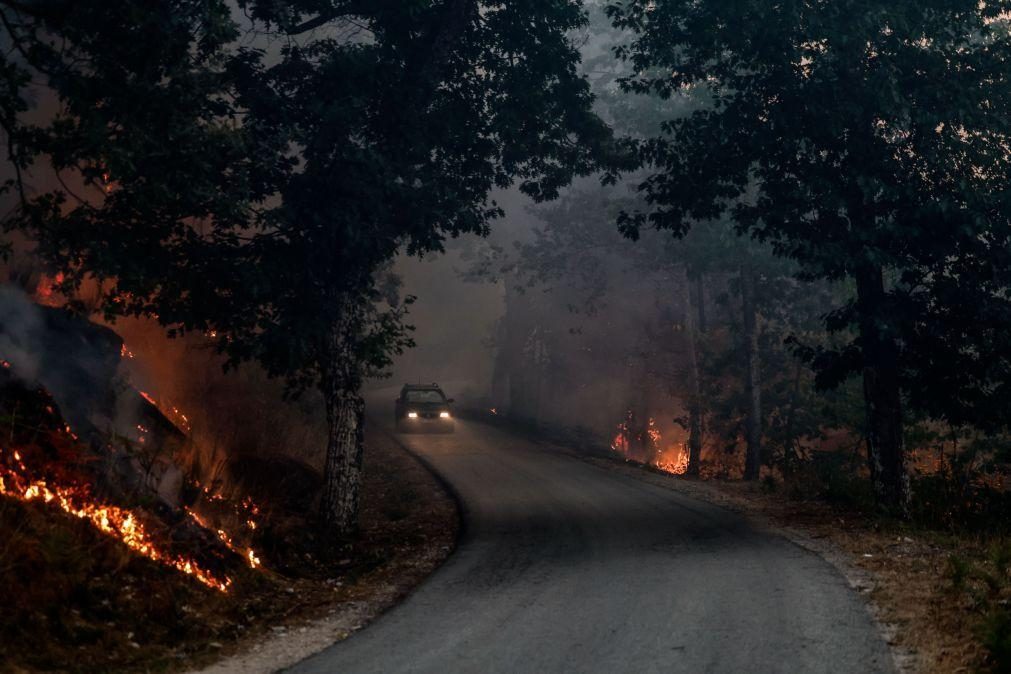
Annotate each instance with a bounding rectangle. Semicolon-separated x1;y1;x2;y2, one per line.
781;450;875;510
910;472;1011;534
980;607;1011;673
947;543;1011;672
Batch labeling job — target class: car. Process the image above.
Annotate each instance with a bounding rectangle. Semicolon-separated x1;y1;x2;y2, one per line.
395;383;455;433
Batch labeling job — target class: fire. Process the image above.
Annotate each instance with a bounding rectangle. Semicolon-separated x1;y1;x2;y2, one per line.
185;507;262;570
0;450;231;592
657;450;690;475
35;272;65;307
137;391;192;433
120;344;135;359
647;418;662;446
611;410;633;454
611;410;689;475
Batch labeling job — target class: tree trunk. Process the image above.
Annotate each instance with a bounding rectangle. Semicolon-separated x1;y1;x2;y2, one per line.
683;276;703;476
319;310;366;538
855;264;909;514
741;263;763;481
694;275;707;333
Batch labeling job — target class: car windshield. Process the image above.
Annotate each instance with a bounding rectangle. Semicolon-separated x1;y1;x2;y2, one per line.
405;389;446;403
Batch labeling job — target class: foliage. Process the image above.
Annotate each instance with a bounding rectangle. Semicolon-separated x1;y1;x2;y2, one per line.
0;1;618;530
606;0;1011;428
947;543;1011;672
1;0;615;395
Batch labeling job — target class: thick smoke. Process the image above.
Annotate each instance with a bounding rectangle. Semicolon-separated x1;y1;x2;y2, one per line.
0;284;44;382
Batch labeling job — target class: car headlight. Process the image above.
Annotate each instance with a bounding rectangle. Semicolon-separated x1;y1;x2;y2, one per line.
439;411;451;419
407;412;418;419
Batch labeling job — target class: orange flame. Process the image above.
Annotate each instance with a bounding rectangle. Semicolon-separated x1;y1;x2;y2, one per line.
0;454;231;592
185;507;261;570
35;273;65;307
656;450;689;475
612;411;689;475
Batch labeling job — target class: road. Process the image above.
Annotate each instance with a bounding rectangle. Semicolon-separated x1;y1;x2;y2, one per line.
289;418;893;674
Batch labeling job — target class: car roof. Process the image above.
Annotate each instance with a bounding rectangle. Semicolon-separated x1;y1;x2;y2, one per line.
401;383;443;391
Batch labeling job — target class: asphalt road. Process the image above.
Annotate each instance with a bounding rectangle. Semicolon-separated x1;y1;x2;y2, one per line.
289;418;893;674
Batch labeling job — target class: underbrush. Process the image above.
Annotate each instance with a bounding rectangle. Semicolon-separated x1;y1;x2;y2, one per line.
0;494;244;672
947;542;1011;673
780;445;1011;671
779;450;876;511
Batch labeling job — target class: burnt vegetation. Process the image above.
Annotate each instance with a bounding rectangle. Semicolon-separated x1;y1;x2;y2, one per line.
0;0;1010;671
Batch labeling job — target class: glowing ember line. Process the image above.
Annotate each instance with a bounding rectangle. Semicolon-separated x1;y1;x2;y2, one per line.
186;507;261;569
0;460;230;592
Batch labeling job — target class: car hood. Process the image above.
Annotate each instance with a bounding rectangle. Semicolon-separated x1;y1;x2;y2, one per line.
406;402;450;410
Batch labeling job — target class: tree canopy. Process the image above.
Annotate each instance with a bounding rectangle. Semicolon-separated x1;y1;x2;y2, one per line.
1;0;616;532
606;0;1011;509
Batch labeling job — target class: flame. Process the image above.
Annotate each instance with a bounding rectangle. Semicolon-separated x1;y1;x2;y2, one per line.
647;418;662;445
120;344;135;359
185;507;262;570
0;451;231;592
35;272;65;307
610;410;637;454
611;411;689;475
656;449;690;475
137;391;192;433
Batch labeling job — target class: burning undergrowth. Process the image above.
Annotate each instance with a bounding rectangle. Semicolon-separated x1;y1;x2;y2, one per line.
0;370;255;592
610;409;689;476
0;285;310;667
0;264;459;672
0;363;458;673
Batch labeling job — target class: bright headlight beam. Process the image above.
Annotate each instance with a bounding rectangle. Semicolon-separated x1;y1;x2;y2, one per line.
440;411;451;419
408;412;418;419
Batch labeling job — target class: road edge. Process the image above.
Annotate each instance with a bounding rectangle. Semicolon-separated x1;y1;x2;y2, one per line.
187;423;461;674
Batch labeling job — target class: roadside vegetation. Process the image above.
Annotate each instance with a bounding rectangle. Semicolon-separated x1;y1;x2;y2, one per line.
0;375;457;673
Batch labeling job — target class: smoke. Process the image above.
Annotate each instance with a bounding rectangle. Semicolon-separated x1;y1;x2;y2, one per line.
0;284;44;382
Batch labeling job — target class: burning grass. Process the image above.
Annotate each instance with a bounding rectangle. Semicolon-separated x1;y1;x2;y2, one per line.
0;426;458;673
0;453;231;591
610;410;689;476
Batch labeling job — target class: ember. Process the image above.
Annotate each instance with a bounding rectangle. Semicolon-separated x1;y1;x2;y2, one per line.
0;448;231;592
186;507;262;570
138;390;192;433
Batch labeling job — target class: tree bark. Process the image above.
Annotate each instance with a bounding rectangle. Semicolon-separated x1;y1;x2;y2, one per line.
319;308;366;538
683;276;703;476
855;264;909;514
741;263;763;480
694;275;707;333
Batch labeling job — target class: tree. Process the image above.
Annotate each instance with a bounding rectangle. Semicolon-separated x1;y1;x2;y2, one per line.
2;0;614;536
607;0;1011;513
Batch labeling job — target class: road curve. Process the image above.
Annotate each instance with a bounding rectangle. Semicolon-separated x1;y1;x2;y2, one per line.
289;418;893;674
